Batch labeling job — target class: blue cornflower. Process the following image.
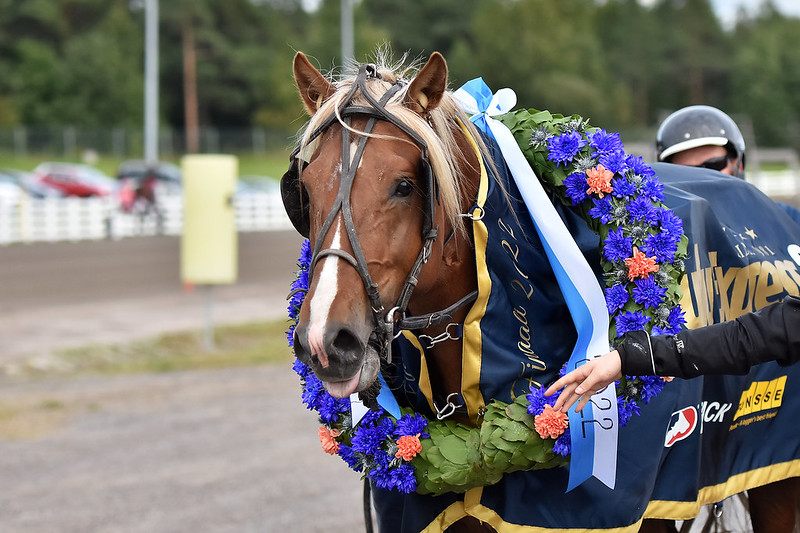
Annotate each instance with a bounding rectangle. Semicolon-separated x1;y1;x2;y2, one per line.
299;371;349;423
632;276;667;309
370;453;398;490
615;311;650;336
642;231;679;263
563;171;589;205
605;283;630;314
603;227;633;263
588;196;614;224
317;395;350;424
287;286;306;320
628;195;659;225
667;306;686;332
657;208;684;238
359;408;384;427
286;323;297;347
617;398;641;427
638;375;666;404
651;325;671;336
547;131;588;166
590;129;624;158
598;150;629;175
553;428;571;456
625;155;655;178
611;176;637;198
351;415;394;455
395;413;430;438
526;385;549;416
337;443;363;471
641;176;665;202
388;463;417;493
298;238;312;268
292;357;309;378
371;448;392;469
301;374;327;410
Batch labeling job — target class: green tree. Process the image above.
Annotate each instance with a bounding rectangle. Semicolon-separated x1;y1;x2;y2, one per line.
2;0;142;126
60;1;143;126
648;0;731;116
361;0;479;61
730;3;800;147
455;0;625;127
595;0;658;127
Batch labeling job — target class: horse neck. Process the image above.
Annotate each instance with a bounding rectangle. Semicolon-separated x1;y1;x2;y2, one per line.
409;119;481;318
406;121;482;422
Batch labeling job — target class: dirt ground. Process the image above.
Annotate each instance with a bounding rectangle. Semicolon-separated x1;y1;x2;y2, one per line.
0;232;369;532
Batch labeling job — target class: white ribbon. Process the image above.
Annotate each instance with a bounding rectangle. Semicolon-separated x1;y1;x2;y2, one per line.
454;79;618;490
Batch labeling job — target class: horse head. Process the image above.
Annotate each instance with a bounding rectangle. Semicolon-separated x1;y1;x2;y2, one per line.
285;51;481;399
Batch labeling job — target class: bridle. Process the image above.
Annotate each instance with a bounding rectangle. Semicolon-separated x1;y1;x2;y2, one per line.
281;64;477;363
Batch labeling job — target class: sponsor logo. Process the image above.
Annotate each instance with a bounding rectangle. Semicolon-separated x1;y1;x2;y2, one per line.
733;376;787;421
665;406;698;447
699;401;733;428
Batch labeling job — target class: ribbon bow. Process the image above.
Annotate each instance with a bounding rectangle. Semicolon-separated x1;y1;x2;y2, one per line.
454;78;619;491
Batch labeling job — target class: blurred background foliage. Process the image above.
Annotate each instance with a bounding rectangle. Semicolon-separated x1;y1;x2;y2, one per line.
0;0;798;150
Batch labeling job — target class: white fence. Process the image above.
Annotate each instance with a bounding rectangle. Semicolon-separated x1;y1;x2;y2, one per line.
2;171;797;246
0;192;294;245
748;170;800;199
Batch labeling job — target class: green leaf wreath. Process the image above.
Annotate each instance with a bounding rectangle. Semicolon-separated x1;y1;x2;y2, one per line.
287;108;688;496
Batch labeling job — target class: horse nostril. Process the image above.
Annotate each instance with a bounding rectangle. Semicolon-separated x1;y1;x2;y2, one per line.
331;327;362;357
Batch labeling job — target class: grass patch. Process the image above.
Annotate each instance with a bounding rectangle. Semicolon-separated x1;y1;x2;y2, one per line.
8;318;293;379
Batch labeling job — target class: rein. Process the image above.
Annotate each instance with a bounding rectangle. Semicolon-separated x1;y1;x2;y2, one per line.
289;64;476;363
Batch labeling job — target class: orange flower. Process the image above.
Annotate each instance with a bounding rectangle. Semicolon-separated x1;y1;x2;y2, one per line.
318;426;341;455
625;246;659;279
585;165;614;198
534;405;569;440
395;434;423;461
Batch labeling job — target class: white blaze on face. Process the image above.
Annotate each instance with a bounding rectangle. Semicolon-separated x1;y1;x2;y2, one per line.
308;223;342;368
307;142;363;369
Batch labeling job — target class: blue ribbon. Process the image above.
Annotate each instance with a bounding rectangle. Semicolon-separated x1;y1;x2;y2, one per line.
377;372;402;419
453;78;617;491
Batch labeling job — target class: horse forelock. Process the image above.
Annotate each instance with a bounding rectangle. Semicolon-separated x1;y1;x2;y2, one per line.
298;61;489;239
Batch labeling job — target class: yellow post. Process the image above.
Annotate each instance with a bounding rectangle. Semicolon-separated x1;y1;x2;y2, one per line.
180;154;238;350
181;154;238;284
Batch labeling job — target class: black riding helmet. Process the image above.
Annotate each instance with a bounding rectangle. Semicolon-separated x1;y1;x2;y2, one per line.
656;105;746;178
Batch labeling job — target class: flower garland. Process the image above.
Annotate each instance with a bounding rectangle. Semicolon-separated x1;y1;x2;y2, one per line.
287;108;688;496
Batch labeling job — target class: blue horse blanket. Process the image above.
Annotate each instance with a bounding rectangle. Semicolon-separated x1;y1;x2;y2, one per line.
374;148;800;531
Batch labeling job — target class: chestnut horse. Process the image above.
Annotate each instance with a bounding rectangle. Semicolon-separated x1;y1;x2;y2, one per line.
285;50;800;533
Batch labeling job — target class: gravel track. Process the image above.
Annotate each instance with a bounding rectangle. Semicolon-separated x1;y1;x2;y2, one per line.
0;232;369;532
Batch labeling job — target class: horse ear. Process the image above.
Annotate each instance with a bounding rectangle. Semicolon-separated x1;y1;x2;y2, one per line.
404;52;448;115
293;52;335;116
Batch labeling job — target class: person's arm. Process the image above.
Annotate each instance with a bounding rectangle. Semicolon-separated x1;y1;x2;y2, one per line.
546;296;800;412
636;295;800;378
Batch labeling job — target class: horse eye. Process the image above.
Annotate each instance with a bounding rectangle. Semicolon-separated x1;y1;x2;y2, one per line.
393;179;414;198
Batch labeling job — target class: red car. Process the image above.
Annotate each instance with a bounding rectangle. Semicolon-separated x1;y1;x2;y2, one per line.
32;162;117;198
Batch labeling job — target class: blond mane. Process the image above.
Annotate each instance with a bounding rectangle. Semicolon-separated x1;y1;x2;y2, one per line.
297;56;490;238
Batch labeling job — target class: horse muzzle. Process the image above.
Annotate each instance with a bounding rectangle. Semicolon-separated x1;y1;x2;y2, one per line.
293;320;381;398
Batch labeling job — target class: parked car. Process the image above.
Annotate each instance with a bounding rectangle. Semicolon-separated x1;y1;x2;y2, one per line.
0;173;24;204
0;168;64;198
32;162;117;197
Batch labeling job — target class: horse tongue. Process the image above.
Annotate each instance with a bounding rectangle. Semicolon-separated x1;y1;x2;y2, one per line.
325;370;362;398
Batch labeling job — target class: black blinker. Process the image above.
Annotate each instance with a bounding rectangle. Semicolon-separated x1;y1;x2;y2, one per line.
280;158;310;238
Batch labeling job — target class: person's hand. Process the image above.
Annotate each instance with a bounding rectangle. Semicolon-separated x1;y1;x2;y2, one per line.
544;351;623;413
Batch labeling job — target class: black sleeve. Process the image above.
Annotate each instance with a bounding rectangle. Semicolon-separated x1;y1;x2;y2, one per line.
618;296;800;379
